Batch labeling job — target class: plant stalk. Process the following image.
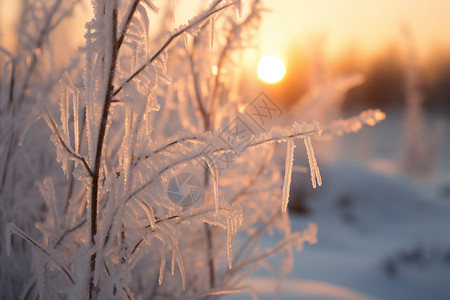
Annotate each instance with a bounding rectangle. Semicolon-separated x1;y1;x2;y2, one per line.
89;5;119;299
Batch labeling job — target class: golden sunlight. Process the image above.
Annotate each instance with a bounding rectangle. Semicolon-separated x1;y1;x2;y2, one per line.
257;55;286;83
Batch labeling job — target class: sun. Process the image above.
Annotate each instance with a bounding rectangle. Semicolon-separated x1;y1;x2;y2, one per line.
257;55;286;84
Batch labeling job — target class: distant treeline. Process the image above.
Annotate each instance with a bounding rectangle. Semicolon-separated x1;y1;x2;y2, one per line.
342;45;450;113
254;42;450;113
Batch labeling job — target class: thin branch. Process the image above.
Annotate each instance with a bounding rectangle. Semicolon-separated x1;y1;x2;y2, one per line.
0;135;14;192
90;4;119;249
0;46;13;58
187;27;210;130
127;128;320;204
143;208;218;229
47;0;82;34
8;60;15;108
54;218;87;248
232;212;280;266
231;145;274;204
89;5;119;299
126;152;205;204
205;223;215;288
228;234;303;278
113;2;233;97
6;224;75;284
122;207;231;267
209;0;264;127
64;107;87;212
208;35;231;127
132;135;205;166
16;0;65;105
45;109;93;177
131;239;144;255
117;0;141;50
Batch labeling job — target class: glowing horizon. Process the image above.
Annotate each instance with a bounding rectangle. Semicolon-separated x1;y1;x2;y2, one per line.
258;0;450;61
2;0;450;64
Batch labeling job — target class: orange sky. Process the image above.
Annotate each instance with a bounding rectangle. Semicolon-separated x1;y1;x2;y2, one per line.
2;0;450;62
258;0;450;61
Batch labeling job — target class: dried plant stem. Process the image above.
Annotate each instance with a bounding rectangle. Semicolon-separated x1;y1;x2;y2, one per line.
189;52;209;130
45;109;93;177
6;224;75;284
127;128;321;205
8;60;15;108
89;5;119;299
209;0;263;126
64;107;87;213
113;2;232;97
205;222;215;289
117;0;140;49
16;0;65;106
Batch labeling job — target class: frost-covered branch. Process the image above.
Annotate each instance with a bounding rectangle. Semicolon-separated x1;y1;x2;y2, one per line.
127;122;321;206
132;134;206;166
232;212;280;266
209;0;265;127
231;145;275;204
320;109;386;138
113;1;233;97
15;0;81;105
44;110;94;177
187;38;210;130
5;223;75;285
89;3;119;298
54;218;87;248
117;0;141;50
225;223;317;279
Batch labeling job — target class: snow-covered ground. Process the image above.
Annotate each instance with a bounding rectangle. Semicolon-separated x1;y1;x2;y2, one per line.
226;112;450;299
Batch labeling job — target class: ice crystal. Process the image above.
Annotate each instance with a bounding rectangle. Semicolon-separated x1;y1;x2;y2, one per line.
282;139;296;212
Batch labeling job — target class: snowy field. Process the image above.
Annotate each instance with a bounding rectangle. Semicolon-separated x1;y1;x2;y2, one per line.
226;111;450;300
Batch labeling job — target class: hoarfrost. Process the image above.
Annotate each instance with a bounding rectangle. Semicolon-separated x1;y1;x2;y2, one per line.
304;136;322;189
281;139;295;212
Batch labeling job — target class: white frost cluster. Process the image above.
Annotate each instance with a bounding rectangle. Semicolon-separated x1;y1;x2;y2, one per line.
322;109;386;138
281;139;295;212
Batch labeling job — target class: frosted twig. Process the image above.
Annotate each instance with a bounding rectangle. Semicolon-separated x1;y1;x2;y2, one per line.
117;0;141;50
205;222;215;288
89;4;119;299
229;232;309;278
246;127;319;150
132;135;205;166
16;0;65;105
128;125;321;204
113;1;233;96
0;46;14;58
5;223;75;284
187;35;209;129
209;0;266;127
232;212;280;266
47;0;82;34
45;110;94;177
231;145;275;204
54;218;87;248
321;109;386;138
